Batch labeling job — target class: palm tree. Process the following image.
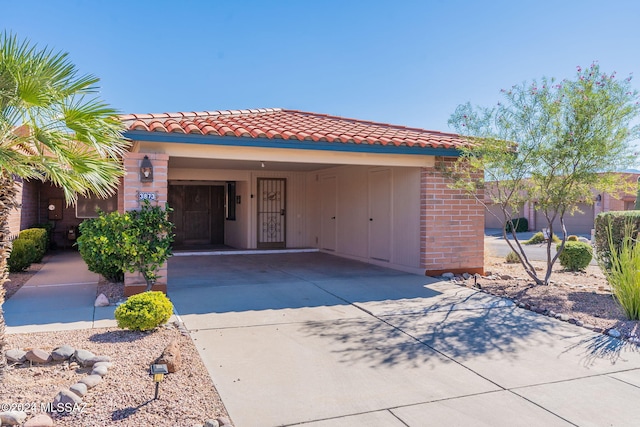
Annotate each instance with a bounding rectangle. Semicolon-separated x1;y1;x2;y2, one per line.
0;33;129;377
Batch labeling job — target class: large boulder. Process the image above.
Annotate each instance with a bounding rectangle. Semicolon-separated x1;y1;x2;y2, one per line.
156;339;181;373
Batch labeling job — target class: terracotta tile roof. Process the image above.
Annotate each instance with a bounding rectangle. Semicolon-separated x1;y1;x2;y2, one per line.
120;108;465;150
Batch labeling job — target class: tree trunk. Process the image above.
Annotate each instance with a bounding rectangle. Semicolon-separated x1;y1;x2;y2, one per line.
0;172;19;379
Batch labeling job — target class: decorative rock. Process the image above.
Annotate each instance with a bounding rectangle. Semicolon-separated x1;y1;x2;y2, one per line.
69;362;80;370
0;411;28;425
91;365;109;376
94;293;110;307
462;272;471;280
5;349;27;363
74;349;96;367
608;329;622;338
442;272;455;279
217;416;232;426
204;420;220;427
53;390;82;412
25;349;51;364
52;344;75;361
157;340;182;373
559;314;570;322
79;374;102;389
548;310;556;318
87;355;111;366
582;323;595;330
518;302;526;308
500;274;514;280
92;361;113;369
575;320;584;327
24;413;54;427
69;382;88;397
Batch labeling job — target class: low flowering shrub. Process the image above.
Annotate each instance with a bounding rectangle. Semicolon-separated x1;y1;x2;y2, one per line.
114;291;173;331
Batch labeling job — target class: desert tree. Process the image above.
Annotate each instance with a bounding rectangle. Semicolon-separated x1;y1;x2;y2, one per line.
448;63;640;285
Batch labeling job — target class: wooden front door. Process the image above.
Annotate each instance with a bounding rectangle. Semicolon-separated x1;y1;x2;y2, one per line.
169;185;225;246
257;178;286;249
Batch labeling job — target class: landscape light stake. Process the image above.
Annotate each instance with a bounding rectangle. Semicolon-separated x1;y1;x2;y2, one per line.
150;363;168;399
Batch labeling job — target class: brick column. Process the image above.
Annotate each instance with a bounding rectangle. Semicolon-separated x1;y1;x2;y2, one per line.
420;157;484;276
122;152;169;296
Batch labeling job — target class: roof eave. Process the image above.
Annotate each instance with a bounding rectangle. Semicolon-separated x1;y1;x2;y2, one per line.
123;130;462;157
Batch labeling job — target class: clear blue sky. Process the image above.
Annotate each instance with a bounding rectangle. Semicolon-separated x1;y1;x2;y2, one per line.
3;0;640;134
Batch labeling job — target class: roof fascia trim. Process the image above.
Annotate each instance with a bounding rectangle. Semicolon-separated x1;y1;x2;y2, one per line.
123;130;461;157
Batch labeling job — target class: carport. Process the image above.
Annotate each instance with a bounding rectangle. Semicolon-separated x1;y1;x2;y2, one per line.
118;108;485;294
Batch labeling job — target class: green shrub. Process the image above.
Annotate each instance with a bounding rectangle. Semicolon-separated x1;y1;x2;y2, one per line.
524;231;561;245
78;212;127;282
505;217;529;233
505;251;520;263
29;222;54;250
77;202;173;286
567;235;579;241
594;211;640;270
19;228;48;263
114;291;173;331
601;221;640;319
557;241;593;271
8;238;36;272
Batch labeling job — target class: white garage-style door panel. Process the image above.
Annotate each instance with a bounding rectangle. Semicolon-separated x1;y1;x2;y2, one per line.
309;165;422;273
368;169;392;262
320;175;337;251
535;203;594;235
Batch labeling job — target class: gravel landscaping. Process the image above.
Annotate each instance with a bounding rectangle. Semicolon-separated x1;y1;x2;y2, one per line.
451;255;640;341
1;326;232;427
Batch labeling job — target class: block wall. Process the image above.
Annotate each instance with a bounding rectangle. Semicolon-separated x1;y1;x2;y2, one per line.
420;157;484;275
122;152;169;294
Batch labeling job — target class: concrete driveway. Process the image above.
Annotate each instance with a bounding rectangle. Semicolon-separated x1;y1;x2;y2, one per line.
168;252;640;427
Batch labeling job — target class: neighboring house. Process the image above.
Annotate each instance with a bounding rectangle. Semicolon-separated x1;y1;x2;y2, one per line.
484;172;640;235
9;108;484;294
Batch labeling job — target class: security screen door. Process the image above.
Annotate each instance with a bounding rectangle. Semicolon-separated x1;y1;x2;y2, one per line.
257;178;286;248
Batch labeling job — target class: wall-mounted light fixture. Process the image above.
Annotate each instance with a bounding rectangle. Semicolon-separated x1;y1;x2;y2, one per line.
261;161;265;168
595;194;602;202
140;155;153;182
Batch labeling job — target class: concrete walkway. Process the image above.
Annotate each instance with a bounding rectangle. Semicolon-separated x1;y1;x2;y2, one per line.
4;251;117;333
6;251;640;426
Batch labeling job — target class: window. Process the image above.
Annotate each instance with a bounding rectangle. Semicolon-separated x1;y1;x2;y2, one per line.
76;193;118;218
